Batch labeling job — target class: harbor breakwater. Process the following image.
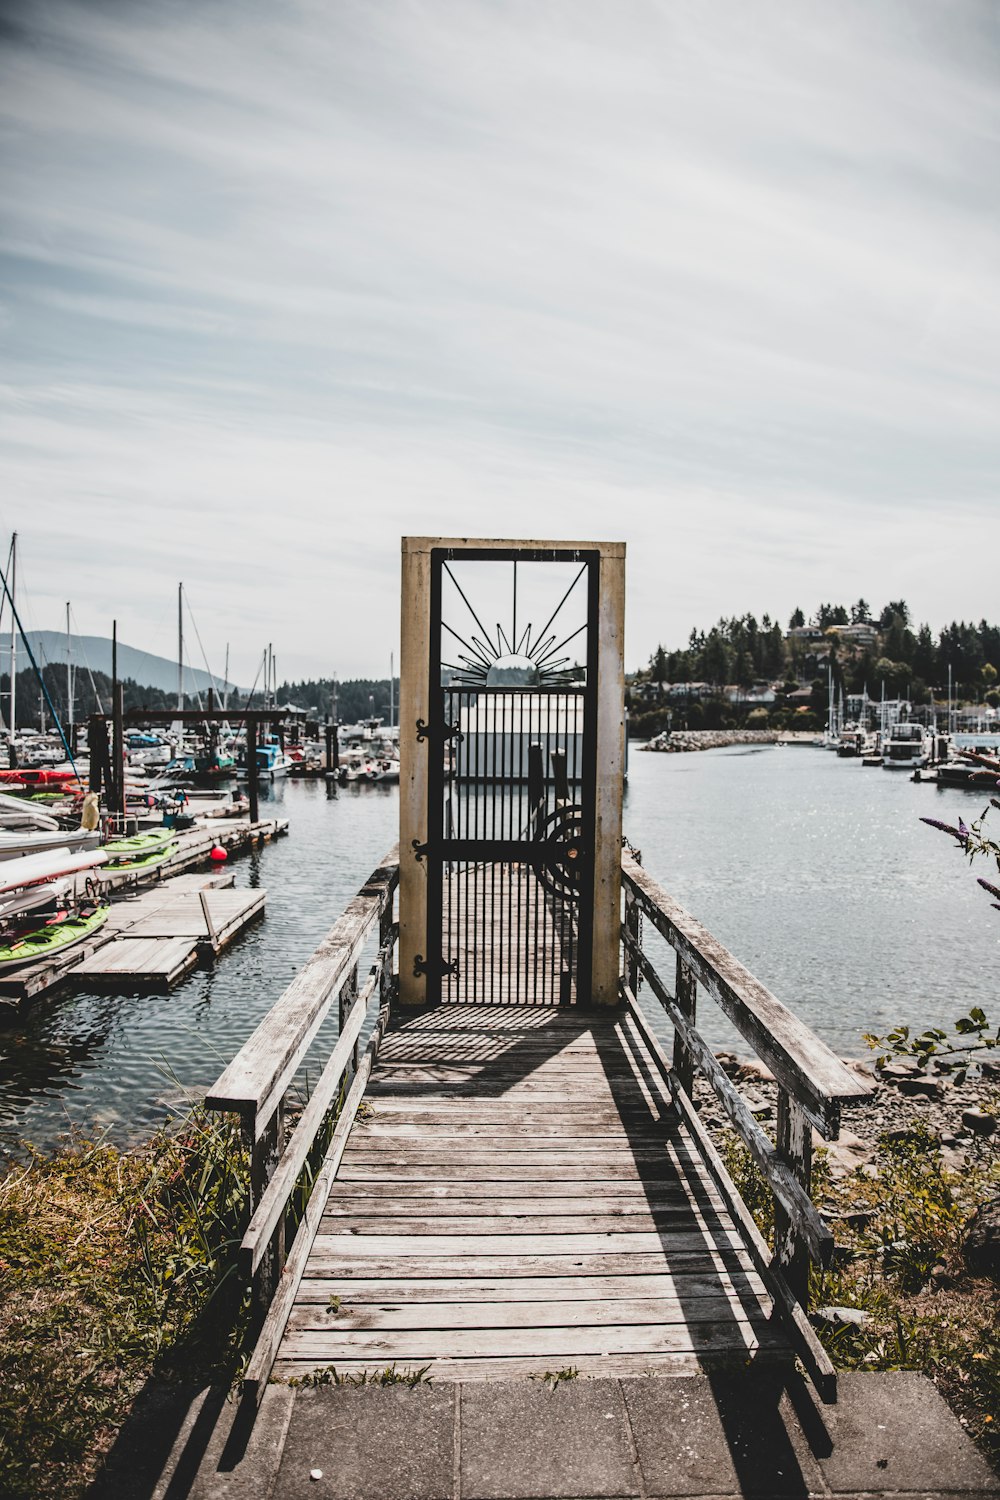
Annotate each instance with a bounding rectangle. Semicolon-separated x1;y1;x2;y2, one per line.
642;729;783;753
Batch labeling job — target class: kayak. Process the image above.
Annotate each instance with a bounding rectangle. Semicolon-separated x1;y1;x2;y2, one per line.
0;847;109;895
103;841;178;872
103;829;174;861
0;830;101;863
0;904;111;968
0;769;77;787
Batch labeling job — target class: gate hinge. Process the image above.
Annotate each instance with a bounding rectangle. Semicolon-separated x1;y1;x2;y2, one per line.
411;838;429;862
415;718;461;744
413;954;459;980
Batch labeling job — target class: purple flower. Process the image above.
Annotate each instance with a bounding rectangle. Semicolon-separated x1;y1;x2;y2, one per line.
920;816;969;844
977;877;1000;902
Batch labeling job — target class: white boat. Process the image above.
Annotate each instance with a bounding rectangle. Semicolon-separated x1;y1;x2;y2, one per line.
0;829;102;863
882;722;931;770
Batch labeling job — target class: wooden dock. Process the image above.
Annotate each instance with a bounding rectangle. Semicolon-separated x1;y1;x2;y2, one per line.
0;815;285;1007
274;1004;786;1382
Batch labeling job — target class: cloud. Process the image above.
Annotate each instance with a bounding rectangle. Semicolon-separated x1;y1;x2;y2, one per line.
1;0;999;675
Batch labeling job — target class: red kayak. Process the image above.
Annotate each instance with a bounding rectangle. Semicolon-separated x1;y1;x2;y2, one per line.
0;769;77;787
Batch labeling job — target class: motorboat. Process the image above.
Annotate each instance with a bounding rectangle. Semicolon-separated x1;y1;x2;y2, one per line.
256;738;294;780
882;722;931;770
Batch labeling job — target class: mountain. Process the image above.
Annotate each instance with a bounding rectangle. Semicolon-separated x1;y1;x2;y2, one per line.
23;632;241;697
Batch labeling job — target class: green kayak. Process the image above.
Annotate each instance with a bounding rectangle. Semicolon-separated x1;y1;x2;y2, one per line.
103;829;174;859
104;841;178;872
0;905;111;968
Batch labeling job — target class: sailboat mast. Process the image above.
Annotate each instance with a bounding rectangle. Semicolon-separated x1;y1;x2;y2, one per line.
390;652;394;727
177;583;184;711
8;533;15;740
66;601;73;731
223;642;230;711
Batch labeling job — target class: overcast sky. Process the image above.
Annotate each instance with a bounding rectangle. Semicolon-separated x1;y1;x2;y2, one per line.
1;0;998;684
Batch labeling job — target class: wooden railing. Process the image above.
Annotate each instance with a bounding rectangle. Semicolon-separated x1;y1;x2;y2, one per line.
620;850;871;1400
206;847;399;1402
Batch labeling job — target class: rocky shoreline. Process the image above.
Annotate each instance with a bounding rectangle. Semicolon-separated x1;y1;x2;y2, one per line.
641;729;783;752
700;1052;999;1183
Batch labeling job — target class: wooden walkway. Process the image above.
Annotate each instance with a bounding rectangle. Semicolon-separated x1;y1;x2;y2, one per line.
273;1004;789;1382
440;863;578;1006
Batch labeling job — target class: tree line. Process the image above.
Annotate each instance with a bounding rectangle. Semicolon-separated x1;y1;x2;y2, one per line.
642;600;1000;702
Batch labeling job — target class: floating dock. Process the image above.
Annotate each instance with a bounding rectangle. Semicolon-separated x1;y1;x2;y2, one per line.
0;816;285;1008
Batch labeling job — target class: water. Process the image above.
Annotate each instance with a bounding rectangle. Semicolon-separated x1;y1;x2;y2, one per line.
1;748;996;1158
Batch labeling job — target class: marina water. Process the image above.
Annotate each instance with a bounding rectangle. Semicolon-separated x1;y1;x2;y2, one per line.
0;744;996;1159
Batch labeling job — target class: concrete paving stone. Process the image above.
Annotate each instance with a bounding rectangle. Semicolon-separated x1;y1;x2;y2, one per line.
622;1371;823;1497
460;1378;640;1499
814;1373;999;1495
273;1384;456;1500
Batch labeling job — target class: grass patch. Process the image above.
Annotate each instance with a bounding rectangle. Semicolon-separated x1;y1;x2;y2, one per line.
719;1118;999;1463
289;1363;432;1388
0;1110;250;1500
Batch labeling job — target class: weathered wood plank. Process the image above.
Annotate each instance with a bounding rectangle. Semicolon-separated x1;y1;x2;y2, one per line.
319;1210;717;1235
308;1229;746;1257
301;1249;758;1278
287;1293;774;1332
294;1271;769;1303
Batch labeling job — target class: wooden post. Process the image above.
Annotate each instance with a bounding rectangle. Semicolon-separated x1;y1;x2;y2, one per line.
339;963;360;1071
624;887;641;996
673;955;697;1098
774;1089;813;1305
112;683;125;817
247;719;259;824
379;897;395;1014
325;722;334;772
247;1107;285;1329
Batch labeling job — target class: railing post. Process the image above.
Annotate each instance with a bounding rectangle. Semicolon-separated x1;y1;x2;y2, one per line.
247;1104;285;1330
774;1088;813;1305
379;898;394;1013
340;962;360;1071
624;887;641;996
673;956;697;1097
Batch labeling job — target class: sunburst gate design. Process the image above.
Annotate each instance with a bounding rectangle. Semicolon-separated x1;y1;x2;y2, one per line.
439;560;588;687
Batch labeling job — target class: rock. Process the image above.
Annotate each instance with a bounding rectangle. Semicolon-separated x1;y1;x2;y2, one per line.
740;1089;772;1117
736;1059;775;1084
897;1076;944;1099
879;1060;920;1083
961;1108;997;1136
714;1051;741;1078
813;1305;871;1329
962;1197;1000;1279
841;1057;877;1082
816;1129;874;1178
978;1059;1000;1080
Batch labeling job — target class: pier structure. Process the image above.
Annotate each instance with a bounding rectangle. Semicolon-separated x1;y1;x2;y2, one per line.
206;542;863;1393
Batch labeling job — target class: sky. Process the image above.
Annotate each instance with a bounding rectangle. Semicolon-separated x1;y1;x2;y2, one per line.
1;0;999;685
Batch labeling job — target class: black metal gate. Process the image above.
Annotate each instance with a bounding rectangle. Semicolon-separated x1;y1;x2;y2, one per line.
419;547;599;1005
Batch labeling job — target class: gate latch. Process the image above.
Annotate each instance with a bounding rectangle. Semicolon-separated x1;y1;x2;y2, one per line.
415;718;461;744
413;953;460;980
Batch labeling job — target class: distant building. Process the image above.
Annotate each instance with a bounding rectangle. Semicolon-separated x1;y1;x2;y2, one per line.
785;624;825;644
829;622;879;649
